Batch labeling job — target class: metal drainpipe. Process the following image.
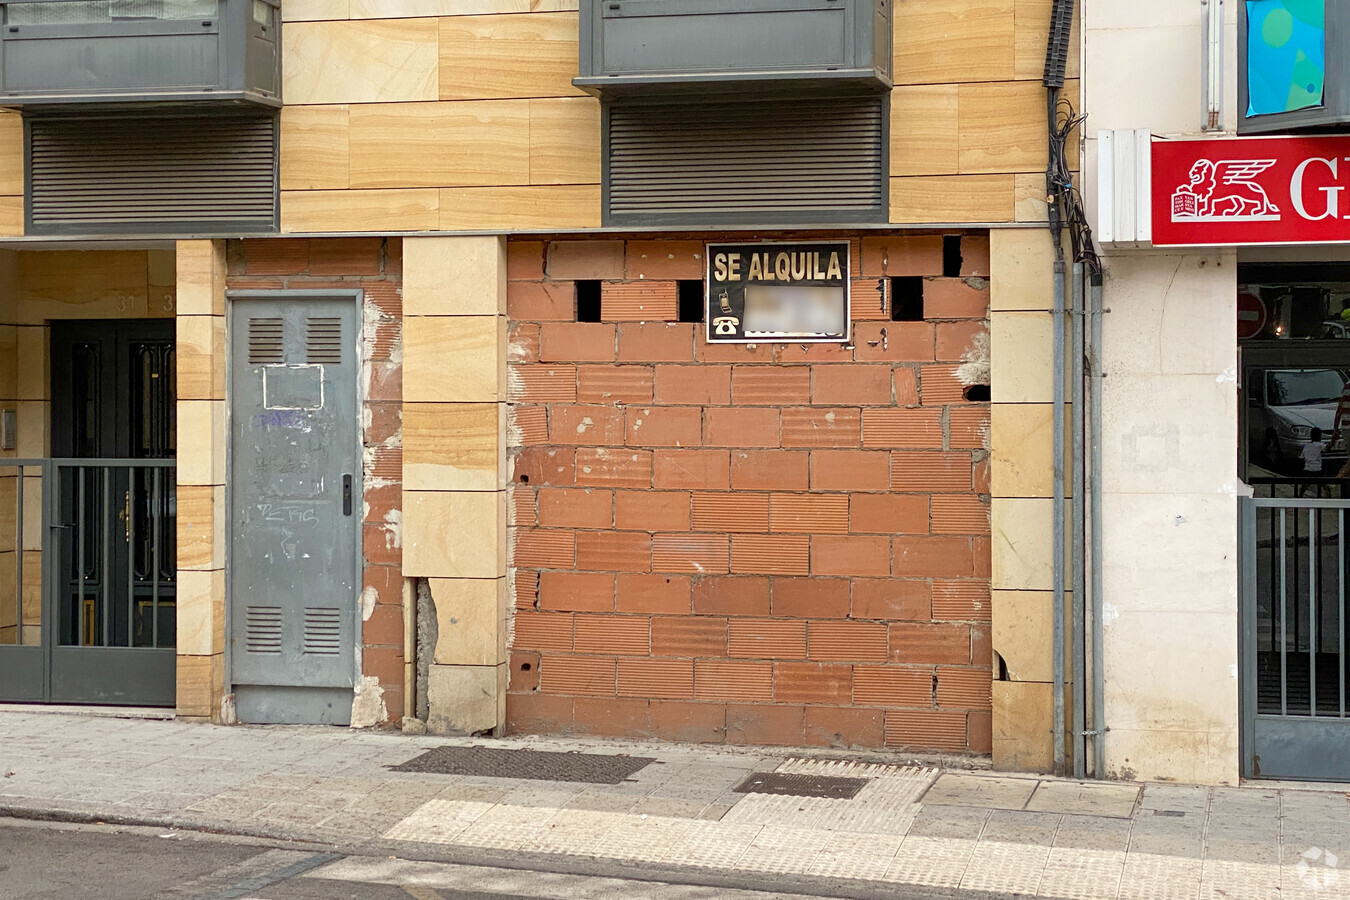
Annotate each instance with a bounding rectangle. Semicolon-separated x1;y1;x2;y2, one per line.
1052;255;1067;776
1071;263;1087;779
1089;272;1107;776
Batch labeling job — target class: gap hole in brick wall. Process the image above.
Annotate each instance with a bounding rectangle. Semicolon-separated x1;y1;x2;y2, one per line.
890;276;924;321
963;384;990;402
520;662;532;671
677;280;704;323
576;280;601;322
943;235;963;278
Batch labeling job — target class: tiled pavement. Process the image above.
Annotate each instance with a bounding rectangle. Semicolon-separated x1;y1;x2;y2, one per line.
2;708;1349;900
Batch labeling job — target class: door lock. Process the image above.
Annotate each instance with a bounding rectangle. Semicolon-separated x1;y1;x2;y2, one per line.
342;475;352;516
118;490;131;541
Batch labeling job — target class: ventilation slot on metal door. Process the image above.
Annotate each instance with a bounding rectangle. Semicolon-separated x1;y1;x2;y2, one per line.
245;606;283;654
248;317;284;364
26;113;279;236
605;94;887;227
305;318;342;364
302;608;342;655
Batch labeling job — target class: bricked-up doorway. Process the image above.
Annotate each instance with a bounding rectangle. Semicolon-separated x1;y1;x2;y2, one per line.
503;236;993;752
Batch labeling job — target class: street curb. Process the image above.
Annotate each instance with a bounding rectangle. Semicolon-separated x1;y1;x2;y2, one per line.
0;802;1028;900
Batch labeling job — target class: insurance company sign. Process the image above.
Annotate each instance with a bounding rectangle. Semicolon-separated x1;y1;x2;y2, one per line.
1152;134;1350;246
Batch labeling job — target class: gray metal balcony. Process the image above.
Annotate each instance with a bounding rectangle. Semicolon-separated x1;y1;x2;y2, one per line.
0;0;279;110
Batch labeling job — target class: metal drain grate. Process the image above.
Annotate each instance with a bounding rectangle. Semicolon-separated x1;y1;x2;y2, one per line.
390;747;656;784
733;771;870;799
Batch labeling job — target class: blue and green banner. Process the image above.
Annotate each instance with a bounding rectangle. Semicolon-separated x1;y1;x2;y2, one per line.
1247;0;1325;116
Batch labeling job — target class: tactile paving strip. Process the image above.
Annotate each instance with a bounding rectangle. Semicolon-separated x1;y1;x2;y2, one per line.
732;771;870;799
390;747;655;784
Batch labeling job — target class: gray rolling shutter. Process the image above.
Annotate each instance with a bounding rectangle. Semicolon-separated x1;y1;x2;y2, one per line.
26;113;278;236
605;94;887;227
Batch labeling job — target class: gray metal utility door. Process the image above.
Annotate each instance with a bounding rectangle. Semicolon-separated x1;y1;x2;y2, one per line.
228;293;361;725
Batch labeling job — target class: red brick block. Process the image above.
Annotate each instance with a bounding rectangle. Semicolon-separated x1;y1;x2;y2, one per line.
577;365;655;404
507;364;575;402
510;650;540;692
617;573;692;615
362;563;403;607
811;535;890;577
936;666;992;709
507;241;546;281
974;536;992;578
890;452;974;492
510;322;541;364
730;534;810;575
889;622;973;664
808;620;889;661
731;367;811;405
932;495;990;535
731;450;809;491
810;450;890;491
615;490;692;531
692;576;771;617
696;340;774;364
538;487;613;529
540;323;616;363
850;494;930;534
772;577;849;618
505;693;574;734
961;235;991;276
652;533;730;574
774;662;852;704
695;660;773;701
575;447;653;488
949;407;991;450
618;658;695;699
512;447;577;487
363;522;399;567
920;365;968;405
650;700;727;742
852;578;932;621
362;602;404;647
310;237;383;275
549;405;625;446
782;407;862;449
968;709;993;753
777;342;854;364
935;321;987;363
884;709;968;752
804;706;885;749
546;240;625;280
626;240;706;280
973;624;992;668
576;531;652;572
811;367;893;405
860;235;944;277
973;456;991;494
651;616;728;656
602;281;679;321
725;703;805;746
513;569;539;609
513;529;576;569
853;666;932;706
691;492;769;533
539;655;617;696
862;409;944;449
654;365;731;405
508;281;575;321
617;322;695;362
853;322;935;362
931;580;991;621
511;406;548;446
767;493;849;535
573;697;651;737
892;536;975;578
626;406;702;448
574;615;650;654
240;238;309;275
653;450;730;490
728;618;807;659
513;611;574;651
538;572;615;612
705;407;780;447
851;278;891;320
924;278;989;319
362;645;404;686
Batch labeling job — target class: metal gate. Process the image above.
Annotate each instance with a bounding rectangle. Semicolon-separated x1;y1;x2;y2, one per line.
228;291;361;725
1240;496;1350;780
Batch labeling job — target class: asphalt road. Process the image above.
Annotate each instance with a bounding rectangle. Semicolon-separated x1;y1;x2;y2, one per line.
0;818;830;900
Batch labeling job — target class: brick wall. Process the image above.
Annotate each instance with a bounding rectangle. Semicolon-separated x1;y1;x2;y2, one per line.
227;237;405;725
504;236;993;753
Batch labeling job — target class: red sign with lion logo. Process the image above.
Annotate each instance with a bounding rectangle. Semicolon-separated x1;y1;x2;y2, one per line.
1152;135;1350;246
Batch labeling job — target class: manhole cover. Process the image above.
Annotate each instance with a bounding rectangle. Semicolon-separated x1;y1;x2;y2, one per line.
391;747;656;784
733;772;870;799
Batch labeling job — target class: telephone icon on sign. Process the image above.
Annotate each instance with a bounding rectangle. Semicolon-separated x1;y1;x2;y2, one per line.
712;316;740;336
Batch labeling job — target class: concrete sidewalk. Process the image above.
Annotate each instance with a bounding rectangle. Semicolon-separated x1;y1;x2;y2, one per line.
1;708;1348;900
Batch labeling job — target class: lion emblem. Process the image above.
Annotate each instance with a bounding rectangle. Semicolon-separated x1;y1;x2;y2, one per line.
1172;159;1280;221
